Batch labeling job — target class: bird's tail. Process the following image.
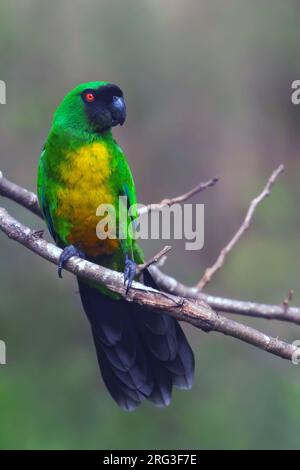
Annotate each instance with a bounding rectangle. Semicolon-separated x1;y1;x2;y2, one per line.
78;271;195;411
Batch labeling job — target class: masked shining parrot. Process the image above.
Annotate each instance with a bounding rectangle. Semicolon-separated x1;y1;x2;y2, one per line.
37;82;194;411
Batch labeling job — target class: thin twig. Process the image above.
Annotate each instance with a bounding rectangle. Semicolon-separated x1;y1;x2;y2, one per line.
0;206;298;363
283;289;294;312
138;177;218;216
136;245;172;275
196;164;285;290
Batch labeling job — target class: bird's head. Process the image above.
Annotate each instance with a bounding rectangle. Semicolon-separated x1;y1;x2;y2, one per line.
53;81;126;135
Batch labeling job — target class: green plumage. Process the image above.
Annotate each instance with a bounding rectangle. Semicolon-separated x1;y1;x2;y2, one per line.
37;82;194;410
38;82;142;285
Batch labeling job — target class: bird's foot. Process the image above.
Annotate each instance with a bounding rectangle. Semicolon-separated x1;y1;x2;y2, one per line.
58;245;85;278
124;255;137;294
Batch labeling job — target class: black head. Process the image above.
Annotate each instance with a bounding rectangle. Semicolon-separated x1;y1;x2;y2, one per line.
81;83;126;133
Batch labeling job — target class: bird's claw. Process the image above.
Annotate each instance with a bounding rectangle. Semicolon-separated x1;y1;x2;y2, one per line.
124;255;136;294
58;245;85;278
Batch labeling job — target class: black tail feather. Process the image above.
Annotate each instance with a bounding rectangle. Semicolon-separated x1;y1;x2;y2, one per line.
166;323;195;389
78;270;195;411
148;359;173;407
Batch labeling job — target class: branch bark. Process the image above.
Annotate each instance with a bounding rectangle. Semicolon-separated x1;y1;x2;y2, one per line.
0;206;298;363
0;171;42;218
150;266;300;325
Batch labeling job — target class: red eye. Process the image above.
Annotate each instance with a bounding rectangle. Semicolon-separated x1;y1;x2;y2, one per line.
85;93;95;102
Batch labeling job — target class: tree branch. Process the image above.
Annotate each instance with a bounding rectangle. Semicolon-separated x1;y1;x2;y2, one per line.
196;164;285;289
150;266;300;325
0;171;43;219
136;245;172;275
1;171;300;328
0;206;298;363
138;177;218;216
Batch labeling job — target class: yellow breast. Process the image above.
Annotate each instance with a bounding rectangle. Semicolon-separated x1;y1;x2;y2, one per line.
55;141;119;256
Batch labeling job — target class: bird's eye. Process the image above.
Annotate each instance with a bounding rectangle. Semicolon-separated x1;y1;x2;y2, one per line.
85;92;95;102
112;96;119;102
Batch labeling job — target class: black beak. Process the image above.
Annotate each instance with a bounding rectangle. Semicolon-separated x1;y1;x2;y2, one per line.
110;96;126;126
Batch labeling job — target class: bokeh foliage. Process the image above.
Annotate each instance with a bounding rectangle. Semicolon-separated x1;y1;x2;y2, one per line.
1;0;300;449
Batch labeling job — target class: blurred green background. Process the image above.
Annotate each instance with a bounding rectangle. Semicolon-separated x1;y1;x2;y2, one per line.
1;0;300;450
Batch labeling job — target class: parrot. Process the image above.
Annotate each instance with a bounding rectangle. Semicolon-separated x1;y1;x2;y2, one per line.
37;81;195;411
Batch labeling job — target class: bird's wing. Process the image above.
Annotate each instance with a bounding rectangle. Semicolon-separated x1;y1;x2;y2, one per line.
37;149;61;245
